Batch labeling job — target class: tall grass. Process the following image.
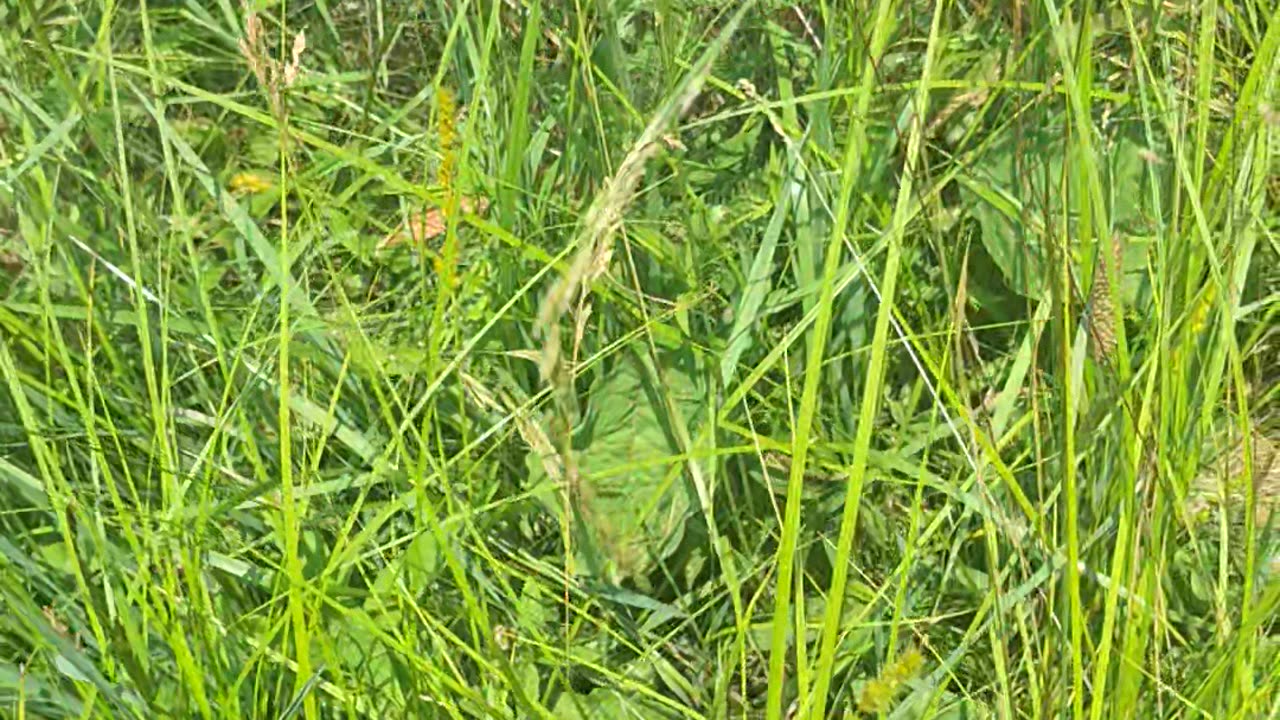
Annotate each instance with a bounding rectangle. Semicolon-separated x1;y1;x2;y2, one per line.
0;1;1276;718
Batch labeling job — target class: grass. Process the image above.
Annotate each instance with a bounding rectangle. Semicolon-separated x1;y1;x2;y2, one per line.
0;0;1277;718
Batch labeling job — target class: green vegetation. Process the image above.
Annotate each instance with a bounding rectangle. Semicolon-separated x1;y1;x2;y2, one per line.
1;0;1277;717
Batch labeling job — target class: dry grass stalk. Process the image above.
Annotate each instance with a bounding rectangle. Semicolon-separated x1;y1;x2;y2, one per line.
237;3;306;117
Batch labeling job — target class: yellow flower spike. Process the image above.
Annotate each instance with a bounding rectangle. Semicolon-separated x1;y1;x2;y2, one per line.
435;86;459;196
857;648;925;715
433;85;462;289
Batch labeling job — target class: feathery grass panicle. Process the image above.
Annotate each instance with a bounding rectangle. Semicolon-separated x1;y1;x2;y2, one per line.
236;3;305;117
533;3;754;383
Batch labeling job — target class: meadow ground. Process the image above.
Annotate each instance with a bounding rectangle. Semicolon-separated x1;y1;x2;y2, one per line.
0;1;1277;718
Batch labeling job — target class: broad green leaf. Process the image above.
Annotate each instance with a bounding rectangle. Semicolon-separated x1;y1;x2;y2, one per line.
529;354;704;581
960;131;1157;299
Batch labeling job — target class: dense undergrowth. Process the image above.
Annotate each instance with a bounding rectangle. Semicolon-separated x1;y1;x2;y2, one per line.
1;1;1277;718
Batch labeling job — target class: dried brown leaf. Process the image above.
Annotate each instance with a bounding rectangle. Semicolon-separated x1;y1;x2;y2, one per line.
377;197;490;251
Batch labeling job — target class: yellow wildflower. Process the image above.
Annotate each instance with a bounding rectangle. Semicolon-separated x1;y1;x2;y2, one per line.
227;171;274;195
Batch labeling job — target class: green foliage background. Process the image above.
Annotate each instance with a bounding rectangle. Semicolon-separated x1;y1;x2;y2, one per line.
0;0;1276;718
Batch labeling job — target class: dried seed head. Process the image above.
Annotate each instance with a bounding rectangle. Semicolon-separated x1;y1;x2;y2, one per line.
238;11;268;87
1087;233;1123;363
283;30;306;87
